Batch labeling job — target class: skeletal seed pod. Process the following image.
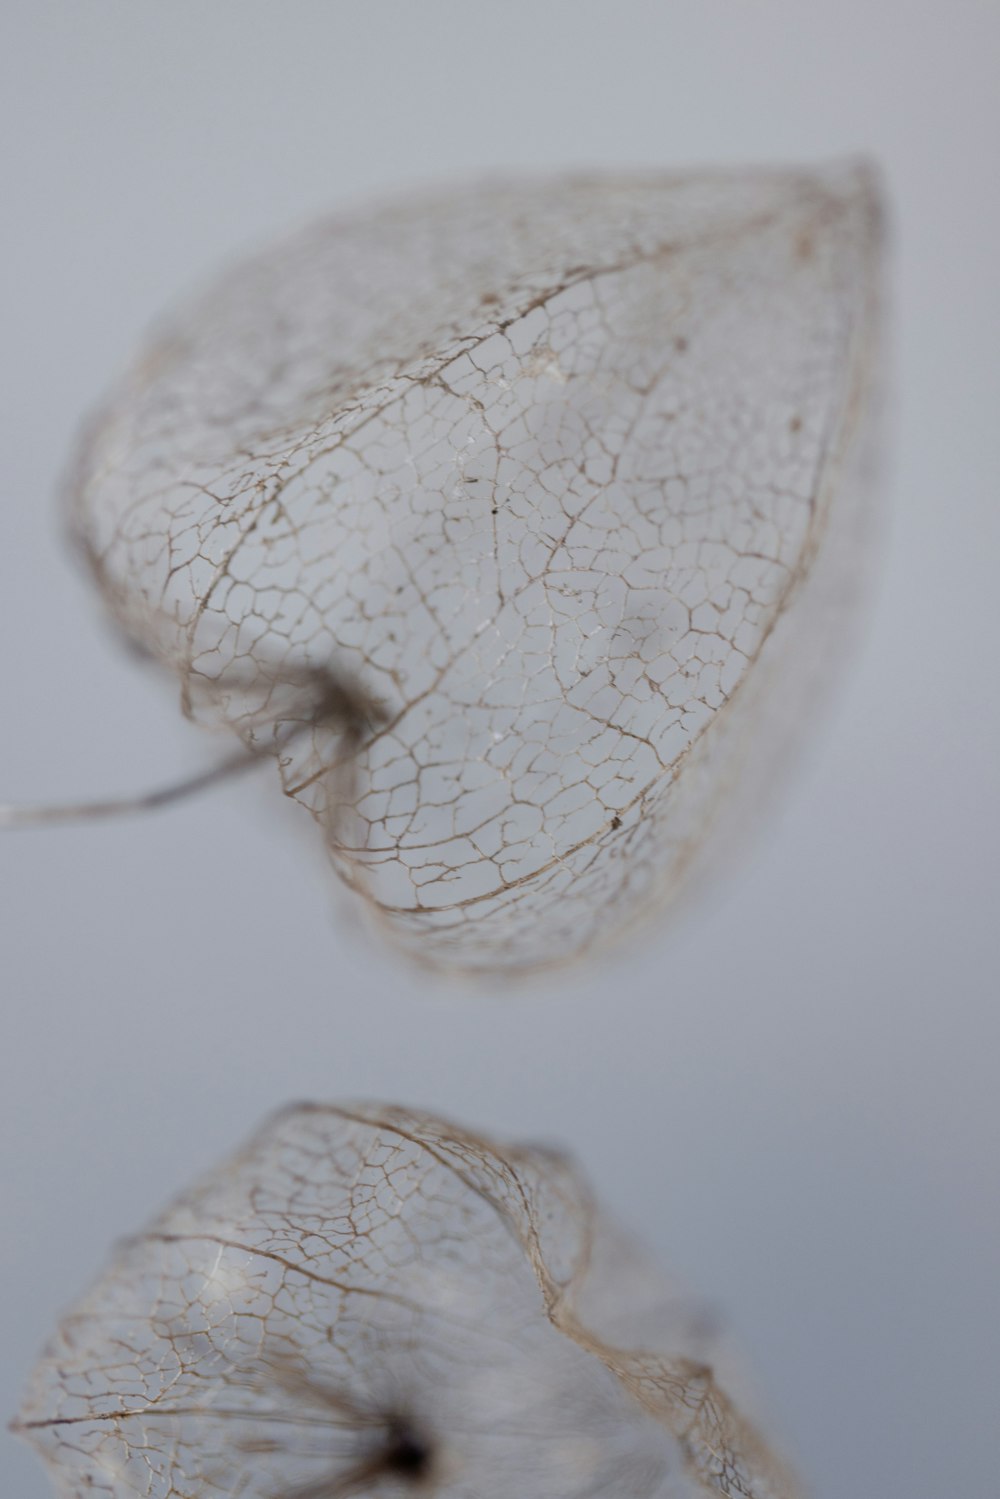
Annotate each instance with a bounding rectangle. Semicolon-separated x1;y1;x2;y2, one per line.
14;1102;801;1498
63;162;883;973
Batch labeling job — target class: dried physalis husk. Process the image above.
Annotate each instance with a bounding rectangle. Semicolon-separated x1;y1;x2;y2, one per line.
68;163;883;973
15;1103;800;1498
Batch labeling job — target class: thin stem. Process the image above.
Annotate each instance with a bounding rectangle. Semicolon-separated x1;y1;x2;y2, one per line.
0;660;381;832
0;745;266;830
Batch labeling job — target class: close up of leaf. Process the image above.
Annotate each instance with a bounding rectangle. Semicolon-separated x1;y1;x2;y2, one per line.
15;1103;800;1499
67;163;883;973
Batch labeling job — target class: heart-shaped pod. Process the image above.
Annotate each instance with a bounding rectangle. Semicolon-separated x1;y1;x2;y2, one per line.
71;164;883;973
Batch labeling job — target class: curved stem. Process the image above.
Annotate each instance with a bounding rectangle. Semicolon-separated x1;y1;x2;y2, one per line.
0;661;382;832
0;745;266;829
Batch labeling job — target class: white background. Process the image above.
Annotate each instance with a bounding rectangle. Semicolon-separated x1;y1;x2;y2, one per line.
1;5;997;1497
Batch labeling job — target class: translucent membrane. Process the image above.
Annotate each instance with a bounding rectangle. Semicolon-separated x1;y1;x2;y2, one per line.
61;163;883;973
15;1102;800;1498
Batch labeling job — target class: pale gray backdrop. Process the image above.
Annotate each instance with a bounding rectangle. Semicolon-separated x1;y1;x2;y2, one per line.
1;4;997;1497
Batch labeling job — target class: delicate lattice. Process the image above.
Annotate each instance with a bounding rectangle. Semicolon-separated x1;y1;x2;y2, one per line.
16;1103;800;1498
69;164;883;972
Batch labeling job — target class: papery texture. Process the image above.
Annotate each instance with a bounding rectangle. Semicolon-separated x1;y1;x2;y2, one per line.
70;164;883;972
16;1103;799;1498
